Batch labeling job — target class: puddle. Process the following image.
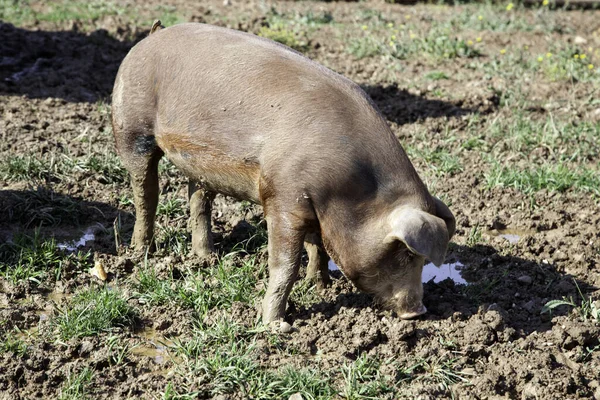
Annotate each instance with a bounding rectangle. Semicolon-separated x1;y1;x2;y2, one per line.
328;259;339;271
486;228;536;244
132;327;175;365
422;261;467;284
57;226;96;251
328;259;468;285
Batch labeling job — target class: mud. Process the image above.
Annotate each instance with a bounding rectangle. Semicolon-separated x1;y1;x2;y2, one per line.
1;0;599;399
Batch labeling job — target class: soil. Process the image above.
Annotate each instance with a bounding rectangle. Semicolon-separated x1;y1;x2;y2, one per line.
1;0;599;399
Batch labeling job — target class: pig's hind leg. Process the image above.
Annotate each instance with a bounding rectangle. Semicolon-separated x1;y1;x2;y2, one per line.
188;180;215;257
304;232;331;289
116;133;163;251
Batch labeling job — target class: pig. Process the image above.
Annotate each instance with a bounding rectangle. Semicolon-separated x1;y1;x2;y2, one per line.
111;23;455;326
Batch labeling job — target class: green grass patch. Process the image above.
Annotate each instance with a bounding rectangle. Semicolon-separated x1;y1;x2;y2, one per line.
341;355;394;399
134;251;266;315
59;368;94;400
0;330;28;357
485;163;600;196
52;286;137;340
0;155;50;182
0;230;91;284
397;354;470;389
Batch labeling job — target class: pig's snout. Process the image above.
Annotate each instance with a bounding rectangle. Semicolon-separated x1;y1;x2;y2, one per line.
398;303;427;320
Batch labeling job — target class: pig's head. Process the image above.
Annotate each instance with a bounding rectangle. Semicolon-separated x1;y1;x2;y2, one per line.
347;197;455;319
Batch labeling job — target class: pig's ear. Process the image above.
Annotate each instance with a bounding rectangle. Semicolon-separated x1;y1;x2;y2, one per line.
386;207;449;267
433;197;456;240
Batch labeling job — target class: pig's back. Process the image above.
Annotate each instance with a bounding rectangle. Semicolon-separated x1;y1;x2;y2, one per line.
114;23;419;203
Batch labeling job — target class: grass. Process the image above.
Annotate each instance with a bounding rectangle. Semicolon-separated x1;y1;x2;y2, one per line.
0;151;128;185
0;0;126;27
485;163;600;196
0;230;92;284
341;355;394;399
397;354;470;389
257;7;333;52
51;285;137;340
59;368;94;400
3;187;84;227
134;251;266;316
0;330;28;357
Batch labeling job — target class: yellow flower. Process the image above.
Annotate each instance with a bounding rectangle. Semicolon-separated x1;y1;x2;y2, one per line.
537;56;544;62
588;47;593;52
546;52;552;57
389;41;395;47
589;64;594;69
391;35;396;40
410;33;416;39
500;49;507;54
476;37;482;42
405;15;411;20
524;45;529;50
468;40;473;46
574;54;579;59
542;0;549;5
478;15;483;20
387;22;394;28
361;25;368;30
581;54;587;59
506;3;514;10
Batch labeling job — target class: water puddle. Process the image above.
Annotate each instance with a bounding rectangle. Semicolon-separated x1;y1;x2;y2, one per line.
328;259;339;271
422;261;467;284
486;228;536;244
328;259;468;284
57;226;96;251
132;327;175;365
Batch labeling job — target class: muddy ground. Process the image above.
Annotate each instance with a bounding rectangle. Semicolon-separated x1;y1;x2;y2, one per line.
1;0;599;399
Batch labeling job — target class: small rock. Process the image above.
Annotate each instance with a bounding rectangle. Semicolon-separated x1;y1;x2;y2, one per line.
574;36;587;44
517;275;533;285
280;321;293;334
288;394;304;400
79;340;94;356
554;251;568;261
523;300;537;313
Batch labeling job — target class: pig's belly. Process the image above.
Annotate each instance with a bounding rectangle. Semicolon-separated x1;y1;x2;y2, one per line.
156;137;261;203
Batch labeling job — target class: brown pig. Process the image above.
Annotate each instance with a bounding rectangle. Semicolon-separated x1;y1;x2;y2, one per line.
111;23;455;325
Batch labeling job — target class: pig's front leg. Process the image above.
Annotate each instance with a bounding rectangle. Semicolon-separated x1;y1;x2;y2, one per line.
188;181;215;257
261;212;305;325
304;232;331;289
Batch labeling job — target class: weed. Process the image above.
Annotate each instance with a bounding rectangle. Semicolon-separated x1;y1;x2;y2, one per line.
59;367;94;400
52;285;137;340
542;280;600;323
348;36;382;59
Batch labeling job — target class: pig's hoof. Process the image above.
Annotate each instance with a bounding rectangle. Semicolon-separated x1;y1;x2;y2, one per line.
398;305;427;320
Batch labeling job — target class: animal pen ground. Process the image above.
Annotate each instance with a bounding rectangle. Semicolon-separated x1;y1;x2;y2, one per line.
1;0;599;398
